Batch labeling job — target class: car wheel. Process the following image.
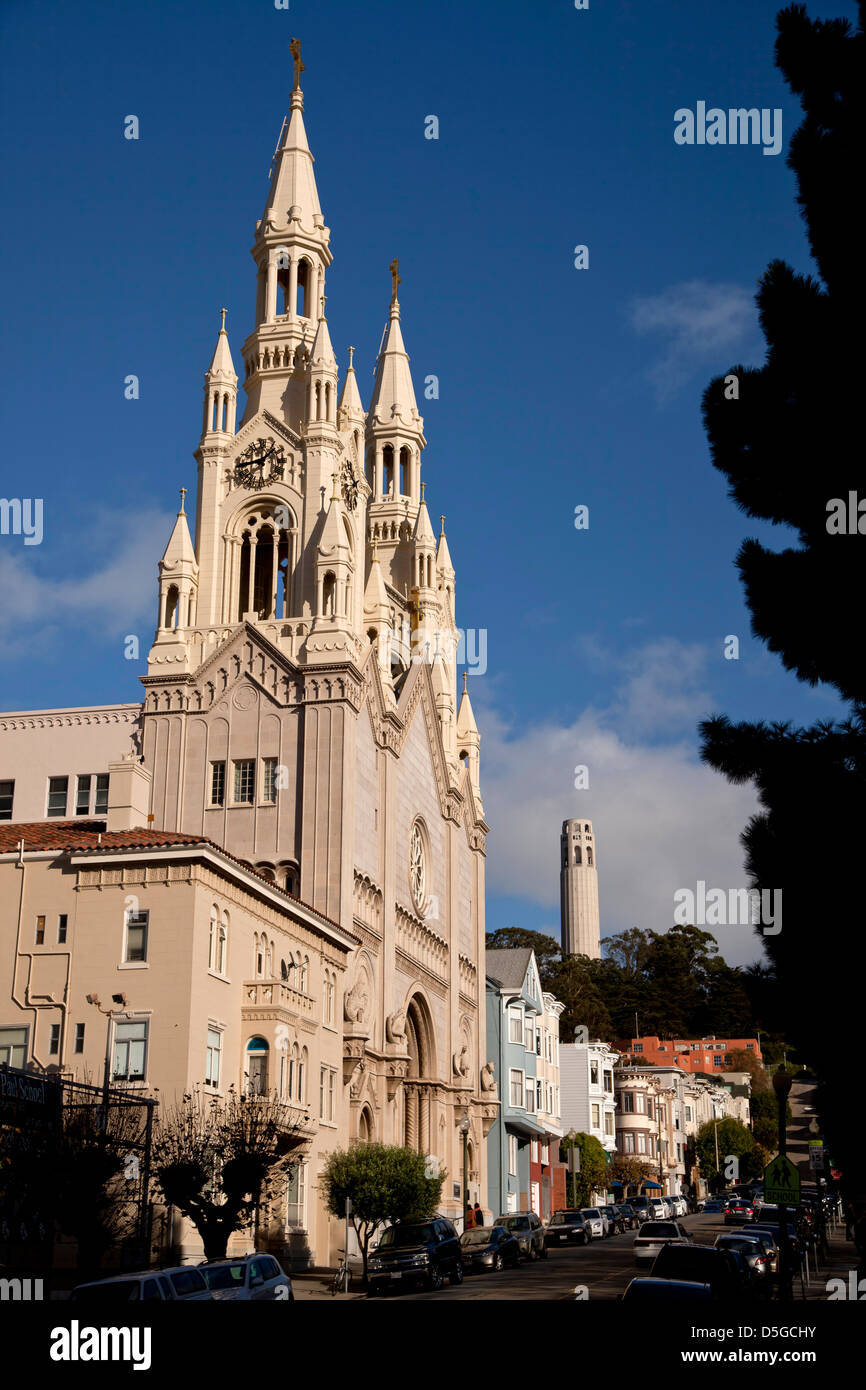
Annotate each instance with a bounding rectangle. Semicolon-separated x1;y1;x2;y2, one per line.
450;1261;464;1286
427;1266;444;1292
493;1253;504;1271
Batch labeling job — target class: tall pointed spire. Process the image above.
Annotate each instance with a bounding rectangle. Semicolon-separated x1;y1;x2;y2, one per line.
338;344;364;417
368;264;421;426
261;39;325;235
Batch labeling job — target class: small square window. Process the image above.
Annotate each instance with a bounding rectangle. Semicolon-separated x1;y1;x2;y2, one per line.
262;758;278;804
49;1024;60;1055
0;780;14;820
76;774;92;816
74;1023;85;1053
113;1019;147;1082
47;776;68;817
124;910;149;963
233;759;254;804
210;761;226;807
57;914;68;944
35;915;46;946
94;774;109;815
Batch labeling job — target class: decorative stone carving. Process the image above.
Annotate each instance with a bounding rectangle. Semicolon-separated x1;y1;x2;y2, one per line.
344;979;369;1024
452;1044;470;1080
386;1009;407;1044
480;1060;497;1092
342;1037;366;1088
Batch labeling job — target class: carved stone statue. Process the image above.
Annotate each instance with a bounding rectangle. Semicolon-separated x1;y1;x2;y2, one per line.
386;1009;407;1044
480;1061;496;1092
344;979;369;1024
452;1044;470;1079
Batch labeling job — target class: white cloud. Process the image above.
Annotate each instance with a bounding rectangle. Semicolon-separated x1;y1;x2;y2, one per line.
630;279;759;402
0;506;172;657
476;639;764;967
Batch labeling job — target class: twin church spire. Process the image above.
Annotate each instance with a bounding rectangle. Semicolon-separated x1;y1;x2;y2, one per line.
149;41;477;790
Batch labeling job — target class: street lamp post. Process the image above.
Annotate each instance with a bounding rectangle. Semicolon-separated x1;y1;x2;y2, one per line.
773;1064;794;1301
459;1114;470;1232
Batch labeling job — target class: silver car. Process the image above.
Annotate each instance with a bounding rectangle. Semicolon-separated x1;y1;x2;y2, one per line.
580;1208;606;1240
200;1252;293;1301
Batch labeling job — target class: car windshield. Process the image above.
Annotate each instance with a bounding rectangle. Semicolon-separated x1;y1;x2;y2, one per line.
640;1222;678;1236
379;1224;435;1248
581;1210;599;1219
461;1229;493;1246
202;1264;247;1290
551;1212;581;1225
499;1217;529;1231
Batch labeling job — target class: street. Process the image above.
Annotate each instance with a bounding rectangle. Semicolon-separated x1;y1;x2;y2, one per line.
375;1213;725;1302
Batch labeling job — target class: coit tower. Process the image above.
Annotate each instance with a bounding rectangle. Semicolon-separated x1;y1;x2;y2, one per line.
560;818;601;958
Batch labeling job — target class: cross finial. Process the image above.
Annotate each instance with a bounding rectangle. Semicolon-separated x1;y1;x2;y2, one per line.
348;345;355;369
421;481;426;501
219;307;227;333
290;37;305;92
390;257;401;302
331;470;340;501
440;514;446;536
320;293;327;320
179;487;187;514
463;671;468;693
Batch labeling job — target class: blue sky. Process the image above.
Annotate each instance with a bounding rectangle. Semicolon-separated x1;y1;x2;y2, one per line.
0;0;854;966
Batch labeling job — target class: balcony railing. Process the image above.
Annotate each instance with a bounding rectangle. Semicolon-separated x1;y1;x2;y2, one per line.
243;980;315;1017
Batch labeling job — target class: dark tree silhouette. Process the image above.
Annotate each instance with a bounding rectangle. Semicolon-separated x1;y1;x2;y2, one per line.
699;3;865;1194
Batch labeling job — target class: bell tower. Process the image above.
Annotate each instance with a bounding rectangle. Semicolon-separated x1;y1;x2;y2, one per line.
560;818;601;959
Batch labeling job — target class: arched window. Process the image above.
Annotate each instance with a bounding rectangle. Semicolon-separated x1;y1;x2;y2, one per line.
211;910;227;975
399;446;410;496
297;259;310;317
209;906;218;970
574;846;582;865
383;444;395;497
323;970;335;1026
246;1036;269;1096
299;955;309;993
235;512;294;622
322;572;336;619
289;1042;298;1099
586;847;593;866
164;585;179;630
298;1046;307;1103
358;1106;373;1143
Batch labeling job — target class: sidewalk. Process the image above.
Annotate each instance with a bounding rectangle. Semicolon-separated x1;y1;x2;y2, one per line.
290;1269;367;1301
802;1218;860;1301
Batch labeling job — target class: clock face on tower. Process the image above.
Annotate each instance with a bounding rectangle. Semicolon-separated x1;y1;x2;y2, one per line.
232;438;285;492
341;458;359;511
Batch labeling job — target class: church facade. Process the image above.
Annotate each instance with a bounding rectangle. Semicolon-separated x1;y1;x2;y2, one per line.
0;49;492;1265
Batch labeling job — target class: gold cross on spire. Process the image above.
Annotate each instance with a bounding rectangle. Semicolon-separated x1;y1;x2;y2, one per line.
179;487;187;513
390;257;401;302
290;37;305;92
219;307;227;332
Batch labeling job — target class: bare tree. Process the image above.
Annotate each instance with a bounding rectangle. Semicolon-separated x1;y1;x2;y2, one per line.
150;1087;309;1261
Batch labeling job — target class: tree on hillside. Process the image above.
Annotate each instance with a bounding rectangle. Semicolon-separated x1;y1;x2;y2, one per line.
485;928;561;984
728;1048;770;1093
696;1117;763;1191
560;1131;608;1207
698;1;865;1198
150;1088;308;1261
320;1143;443;1284
544;955;612;1041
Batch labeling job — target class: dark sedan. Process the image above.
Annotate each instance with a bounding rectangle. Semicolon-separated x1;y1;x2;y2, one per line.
622;1277;715;1302
460;1225;521;1273
545;1210;590;1246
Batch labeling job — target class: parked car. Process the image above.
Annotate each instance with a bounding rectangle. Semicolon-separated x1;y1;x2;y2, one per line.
460;1225;521;1273
732;1227;778;1275
580;1208;606;1241
71;1266;213;1302
618;1203;640;1230
671;1196;688;1218
600;1204;621;1235
545;1210;591;1246
199;1253;292;1301
702;1199;726;1214
495;1212;547;1261
633;1220;691;1269
650;1242;752;1300
629;1195;652;1218
715;1233;772;1288
622;1277;715;1302
695;1197;707;1212
648;1199;668;1220
367;1217;463;1294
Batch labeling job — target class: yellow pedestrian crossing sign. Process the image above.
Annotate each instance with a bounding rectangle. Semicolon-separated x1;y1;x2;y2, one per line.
764;1154;800;1206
